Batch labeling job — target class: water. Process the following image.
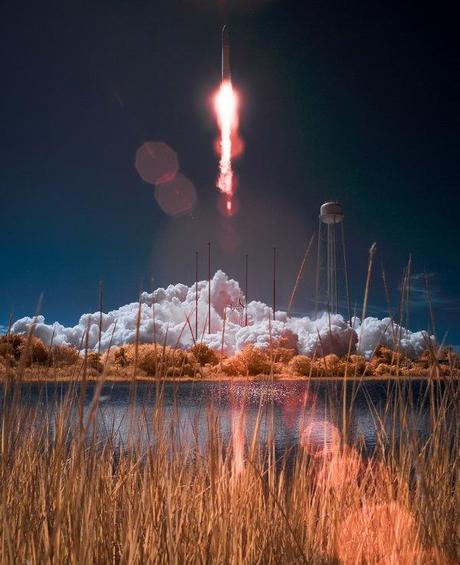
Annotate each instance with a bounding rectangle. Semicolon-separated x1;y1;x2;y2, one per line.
2;379;441;455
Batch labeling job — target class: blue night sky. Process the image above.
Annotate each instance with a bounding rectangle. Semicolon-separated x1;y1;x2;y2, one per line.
1;1;459;343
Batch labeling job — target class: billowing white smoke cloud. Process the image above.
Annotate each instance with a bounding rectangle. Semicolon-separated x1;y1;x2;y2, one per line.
352;317;430;359
11;270;431;359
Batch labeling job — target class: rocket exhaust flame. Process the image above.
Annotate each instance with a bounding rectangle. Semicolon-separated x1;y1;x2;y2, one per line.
215;80;238;204
213;26;242;215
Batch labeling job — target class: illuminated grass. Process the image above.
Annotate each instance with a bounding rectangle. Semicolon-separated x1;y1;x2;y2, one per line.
0;360;458;563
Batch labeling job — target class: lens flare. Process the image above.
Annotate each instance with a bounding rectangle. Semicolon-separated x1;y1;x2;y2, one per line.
300;420;341;458
337;502;420;564
214;80;240;215
315;445;363;490
135;141;179;185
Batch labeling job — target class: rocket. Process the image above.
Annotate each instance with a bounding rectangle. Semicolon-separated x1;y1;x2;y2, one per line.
222;25;231;81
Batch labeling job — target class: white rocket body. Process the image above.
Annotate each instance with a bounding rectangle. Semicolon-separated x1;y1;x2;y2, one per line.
222;25;231;81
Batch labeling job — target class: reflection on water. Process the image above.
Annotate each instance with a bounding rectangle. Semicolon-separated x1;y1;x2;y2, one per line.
2;379;439;455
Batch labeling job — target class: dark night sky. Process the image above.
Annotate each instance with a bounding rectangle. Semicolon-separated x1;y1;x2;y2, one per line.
1;1;459;343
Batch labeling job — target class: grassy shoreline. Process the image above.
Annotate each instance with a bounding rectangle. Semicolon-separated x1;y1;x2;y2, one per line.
2;333;459;384
4;371;457;384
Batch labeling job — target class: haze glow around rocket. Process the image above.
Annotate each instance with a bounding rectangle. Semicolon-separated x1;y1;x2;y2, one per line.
213;25;241;216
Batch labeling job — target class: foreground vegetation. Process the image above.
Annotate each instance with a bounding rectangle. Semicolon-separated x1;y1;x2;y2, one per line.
1;333;459;381
1;359;459;563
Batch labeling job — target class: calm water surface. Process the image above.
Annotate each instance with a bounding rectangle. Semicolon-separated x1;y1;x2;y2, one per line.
2;379;442;455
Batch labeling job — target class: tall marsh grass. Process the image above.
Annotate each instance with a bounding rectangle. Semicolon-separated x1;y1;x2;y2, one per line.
0;372;458;563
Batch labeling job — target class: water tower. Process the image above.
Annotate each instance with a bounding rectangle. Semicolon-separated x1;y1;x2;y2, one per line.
315;201;351;319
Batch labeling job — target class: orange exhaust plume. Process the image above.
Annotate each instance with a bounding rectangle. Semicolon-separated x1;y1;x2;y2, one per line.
214;79;240;215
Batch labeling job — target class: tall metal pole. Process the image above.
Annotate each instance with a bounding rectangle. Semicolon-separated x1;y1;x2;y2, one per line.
315;219;322;319
272;247;277;319
152;277;157;374
208;241;211;334
287;233;316;316
406;253;412;329
333;219;338;313
341;222;352;323
98;280;103;356
195;251;199;340
361;242;377;323
245;254;248;326
326;223;332;314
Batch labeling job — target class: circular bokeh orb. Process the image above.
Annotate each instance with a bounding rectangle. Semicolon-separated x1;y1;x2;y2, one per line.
300;420;341;457
337;502;418;564
154;174;197;217
135;141;179;185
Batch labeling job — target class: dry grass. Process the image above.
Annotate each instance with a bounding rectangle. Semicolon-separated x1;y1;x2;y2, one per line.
0;371;458;564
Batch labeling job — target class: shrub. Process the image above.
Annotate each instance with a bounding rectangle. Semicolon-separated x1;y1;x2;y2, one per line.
402;366;424;377
166;363;195;377
272;362;285;375
364;362;375;376
30;337;50;365
114;347;128;367
13;336;49;366
289;355;312;376
0;334;25;362
52;344;80;367
375;363;397;376
272;346;297;363
413;354;430;369
323;353;340;372
87;352;103;373
221;356;245;376
372;346;394;365
138;349;158;375
191;343;219;366
238;346;271;376
123;344;197;377
271;336;298;363
348;354;367;373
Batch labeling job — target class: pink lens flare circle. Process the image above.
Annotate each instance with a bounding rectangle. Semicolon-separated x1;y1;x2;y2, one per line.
154;174;197;217
135;141;179;185
299;420;341;457
337;502;419;564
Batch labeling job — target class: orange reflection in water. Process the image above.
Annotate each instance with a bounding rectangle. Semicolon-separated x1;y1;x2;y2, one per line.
282;389;317;432
231;406;245;477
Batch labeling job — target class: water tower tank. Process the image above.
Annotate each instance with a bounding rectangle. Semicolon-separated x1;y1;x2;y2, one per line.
320;201;344;224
